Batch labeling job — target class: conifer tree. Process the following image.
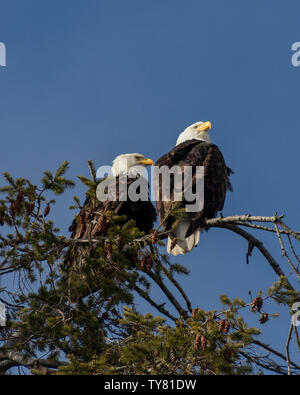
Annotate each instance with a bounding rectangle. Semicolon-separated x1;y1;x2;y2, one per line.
0;161;299;375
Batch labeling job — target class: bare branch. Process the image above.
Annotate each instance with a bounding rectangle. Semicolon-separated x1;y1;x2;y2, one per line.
0;349;67;373
132;283;177;322
294;325;300;353
285;324;293;375
147;270;189;319
273;222;300;281
210;223;295;291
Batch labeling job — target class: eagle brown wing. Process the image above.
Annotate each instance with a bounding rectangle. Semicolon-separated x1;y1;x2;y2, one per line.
69;176;156;239
154;140;202;226
155;139;233;238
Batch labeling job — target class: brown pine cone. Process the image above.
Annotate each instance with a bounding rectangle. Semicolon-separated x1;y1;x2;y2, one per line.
146;256;153;273
200;335;207;351
259;313;269;324
26;201;35;216
218;319;226;333
16;191;24;204
151;230;158;245
169;348;177;362
14;200;21;215
224;320;231;334
9;202;15;218
194;334;201;350
44;204;50;217
251;296;263;312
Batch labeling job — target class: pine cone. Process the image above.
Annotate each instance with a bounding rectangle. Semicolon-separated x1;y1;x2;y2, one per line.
200;335;207;351
16;191;24;204
9;202;15;218
44;204;50;217
151;230;158;245
251;296;263;312
224;320;231;334
259;313;269;324
218;319;226;333
194;334;201;350
169;348;177;362
26;201;35;216
146;256;153;273
15;200;22;215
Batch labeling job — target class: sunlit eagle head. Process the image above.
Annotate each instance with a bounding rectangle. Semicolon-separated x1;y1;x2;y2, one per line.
111;153;154;177
176;121;212;146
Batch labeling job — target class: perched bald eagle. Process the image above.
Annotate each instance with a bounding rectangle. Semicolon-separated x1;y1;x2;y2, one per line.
155;121;233;256
69;153;156;240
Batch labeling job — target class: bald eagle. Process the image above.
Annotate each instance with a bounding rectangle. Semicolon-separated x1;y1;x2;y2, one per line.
69;153;156;240
155;121;233;256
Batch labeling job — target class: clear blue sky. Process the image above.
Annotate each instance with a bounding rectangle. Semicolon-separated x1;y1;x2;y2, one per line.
0;0;299;370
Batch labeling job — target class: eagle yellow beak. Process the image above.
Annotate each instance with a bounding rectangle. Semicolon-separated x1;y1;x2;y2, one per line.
139;158;154;166
197;121;212;132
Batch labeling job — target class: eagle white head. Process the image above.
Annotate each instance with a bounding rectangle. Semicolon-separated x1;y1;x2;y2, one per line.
111;153;154;177
176;121;212;146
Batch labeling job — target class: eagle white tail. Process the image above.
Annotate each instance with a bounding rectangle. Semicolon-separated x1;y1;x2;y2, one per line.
167;220;201;256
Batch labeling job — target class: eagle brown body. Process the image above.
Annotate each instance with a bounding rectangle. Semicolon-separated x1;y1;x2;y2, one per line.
155;138;233;254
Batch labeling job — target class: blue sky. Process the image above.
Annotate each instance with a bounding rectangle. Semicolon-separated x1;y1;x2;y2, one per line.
0;0;300;371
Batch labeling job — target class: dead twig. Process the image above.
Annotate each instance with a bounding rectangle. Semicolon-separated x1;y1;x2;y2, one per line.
286;324;293;375
273;222;300;281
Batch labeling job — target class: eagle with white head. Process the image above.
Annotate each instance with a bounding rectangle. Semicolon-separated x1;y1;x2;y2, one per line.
155;121;233;256
69;153;156;239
